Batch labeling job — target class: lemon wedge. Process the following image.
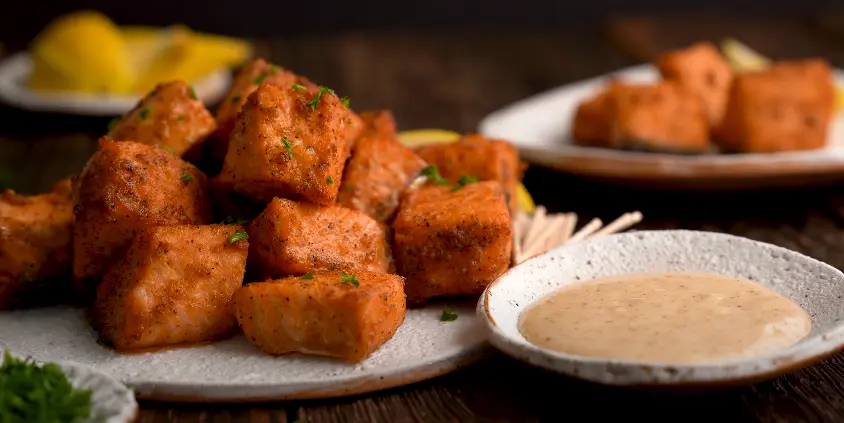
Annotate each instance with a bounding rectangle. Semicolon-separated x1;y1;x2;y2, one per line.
397;129;537;213
721;37;844;111
29;10;134;93
397;129;461;149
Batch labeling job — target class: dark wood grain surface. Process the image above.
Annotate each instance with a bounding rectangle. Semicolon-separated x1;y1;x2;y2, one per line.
6;14;844;423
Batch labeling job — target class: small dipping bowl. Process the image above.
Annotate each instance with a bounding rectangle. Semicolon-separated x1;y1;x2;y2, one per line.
478;230;844;388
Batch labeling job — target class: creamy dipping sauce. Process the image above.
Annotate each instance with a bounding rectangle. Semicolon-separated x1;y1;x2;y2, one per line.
518;272;811;364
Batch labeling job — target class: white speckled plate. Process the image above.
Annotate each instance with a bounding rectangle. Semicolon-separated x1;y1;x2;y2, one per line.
479;65;844;190
0;301;485;402
0;52;231;116
1;354;137;423
479;230;844;387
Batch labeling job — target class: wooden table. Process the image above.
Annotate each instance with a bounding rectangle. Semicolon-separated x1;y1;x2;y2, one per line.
6;14;844;422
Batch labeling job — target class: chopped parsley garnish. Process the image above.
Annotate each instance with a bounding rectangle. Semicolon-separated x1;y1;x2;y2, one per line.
107;117;119;131
452;175;478;191
344;184;354;192
291;83;307;91
340;272;359;287
232;95;242;103
420;165;451;186
228;231;248;243
180;174;193;183
326;176;334;185
306;86;335;112
281;137;294;159
158;145;176;154
440;306;458;322
340;96;351;108
177;115;184;122
189;85;198;100
300;273;314;280
221;216;250;225
254;73;268;85
270;64;280;74
0;351;93;423
139;107;151;120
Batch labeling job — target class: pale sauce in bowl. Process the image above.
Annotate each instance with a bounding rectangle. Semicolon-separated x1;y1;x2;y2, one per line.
518;272;811;364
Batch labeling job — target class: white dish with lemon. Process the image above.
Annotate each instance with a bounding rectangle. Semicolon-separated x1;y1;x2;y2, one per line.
0;11;251;115
479;40;844;190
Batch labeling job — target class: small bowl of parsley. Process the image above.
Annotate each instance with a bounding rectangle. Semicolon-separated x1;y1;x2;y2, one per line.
0;351;137;423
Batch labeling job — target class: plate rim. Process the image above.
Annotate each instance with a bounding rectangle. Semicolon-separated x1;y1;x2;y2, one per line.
0;52;231;116
477;230;844;387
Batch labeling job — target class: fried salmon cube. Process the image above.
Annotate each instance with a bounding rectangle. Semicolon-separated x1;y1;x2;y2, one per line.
415;134;519;213
218;83;351;205
91;224;248;350
0;178;73;309
338;131;426;222
73;139;214;295
604;81;710;153
719;59;834;153
393;181;512;304
247;197;390;279
357;110;397;140
233;270;405;362
107;80;217;158
572;89;612;147
213;59;317;158
657;42;734;129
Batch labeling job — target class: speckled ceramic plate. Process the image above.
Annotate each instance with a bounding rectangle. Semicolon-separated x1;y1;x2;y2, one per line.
479;230;844;388
0;353;138;423
479;65;844;190
0;301;485;402
0;52;231;116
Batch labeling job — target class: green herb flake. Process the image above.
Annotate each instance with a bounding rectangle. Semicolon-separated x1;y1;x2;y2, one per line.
107;117;119;131
306;86;335;112
139;107;151;120
440;306;458;322
326;176;334;185
300;273;314;280
281;137;294;159
254;73;269;85
189;85;198;100
270;64;280;74
452;175;478;191
420;165;451;186
180;174;193;183
228;231;248;243
344;184;354;192
340;272;360;287
291;83;307;91
232;95;242;103
0;350;93;422
221;216;250;225
340;96;351;108
177;115;184;122
158;145;176;154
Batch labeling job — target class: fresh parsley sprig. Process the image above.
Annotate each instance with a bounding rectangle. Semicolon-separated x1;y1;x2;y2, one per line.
306;86;335;111
340;272;359;287
440;306;458;322
0;351;93;423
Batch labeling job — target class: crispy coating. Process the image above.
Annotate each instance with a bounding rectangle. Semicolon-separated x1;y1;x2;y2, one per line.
719;59;834;153
213;59;318;158
657;42;734;129
73;138;214;296
393;181;512;304
415;134;519;213
108;80;217;158
606;81;710;153
246;197;391;279
90;224;248;350
572;89;612;147
338;120;426;222
233;270;406;362
219;83;351;205
0;178;73;309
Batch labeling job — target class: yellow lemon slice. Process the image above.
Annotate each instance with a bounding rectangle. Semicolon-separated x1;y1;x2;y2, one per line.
29;10;134;93
397;128;537;213
515;182;536;214
397;129;461;149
